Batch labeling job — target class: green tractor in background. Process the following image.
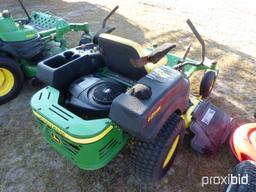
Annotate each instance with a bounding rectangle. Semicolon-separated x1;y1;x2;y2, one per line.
0;0;91;104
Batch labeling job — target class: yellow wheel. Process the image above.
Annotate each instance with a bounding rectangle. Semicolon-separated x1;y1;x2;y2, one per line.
162;135;180;168
132;114;185;181
0;57;24;104
0;68;15;96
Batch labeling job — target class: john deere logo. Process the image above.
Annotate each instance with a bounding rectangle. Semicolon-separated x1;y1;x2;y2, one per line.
147;105;161;122
51;133;62;144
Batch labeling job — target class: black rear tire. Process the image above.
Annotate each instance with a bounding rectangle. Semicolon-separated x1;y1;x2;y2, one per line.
199;70;217;98
131;113;185;182
0;57;24;104
224;160;256;192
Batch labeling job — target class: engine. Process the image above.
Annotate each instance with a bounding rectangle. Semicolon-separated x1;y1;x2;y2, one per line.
66;76;125;119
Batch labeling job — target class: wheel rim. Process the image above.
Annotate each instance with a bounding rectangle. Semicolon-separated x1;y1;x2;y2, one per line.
163;135;180;168
0;68;15;96
209;78;215;92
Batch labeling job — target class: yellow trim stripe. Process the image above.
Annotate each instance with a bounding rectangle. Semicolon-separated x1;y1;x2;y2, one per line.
162;135;180;168
33;111;113;144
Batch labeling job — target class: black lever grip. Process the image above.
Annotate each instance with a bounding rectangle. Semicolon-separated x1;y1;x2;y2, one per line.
102;5;119;28
131;43;176;68
148;43;176;63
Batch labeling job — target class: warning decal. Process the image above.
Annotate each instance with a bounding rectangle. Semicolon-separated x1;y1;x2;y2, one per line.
201;108;215;125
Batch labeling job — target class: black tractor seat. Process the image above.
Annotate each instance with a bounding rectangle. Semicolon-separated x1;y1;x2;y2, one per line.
98;33;175;80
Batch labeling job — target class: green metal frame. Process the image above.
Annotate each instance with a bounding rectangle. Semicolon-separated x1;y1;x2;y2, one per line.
166;53;218;77
31;11;91;48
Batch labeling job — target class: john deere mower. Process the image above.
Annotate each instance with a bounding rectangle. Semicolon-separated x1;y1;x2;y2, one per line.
0;0;91;104
31;6;231;181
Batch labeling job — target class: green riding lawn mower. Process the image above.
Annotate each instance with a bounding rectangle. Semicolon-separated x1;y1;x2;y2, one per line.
31;6;232;181
0;0;91;104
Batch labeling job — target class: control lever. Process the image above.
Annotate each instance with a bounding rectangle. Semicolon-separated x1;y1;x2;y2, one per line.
173;19;206;69
18;0;31;22
93;5;119;44
182;43;192;61
102;6;119;28
131;43;176;68
186;19;205;64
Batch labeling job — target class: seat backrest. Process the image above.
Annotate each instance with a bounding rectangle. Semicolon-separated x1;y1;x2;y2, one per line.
98;33;147;80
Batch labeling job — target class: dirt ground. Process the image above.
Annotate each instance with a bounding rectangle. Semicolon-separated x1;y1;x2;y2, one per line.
0;0;255;191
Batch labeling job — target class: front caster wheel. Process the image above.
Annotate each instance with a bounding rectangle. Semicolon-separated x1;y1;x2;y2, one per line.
131;113;185;182
199;70;217;98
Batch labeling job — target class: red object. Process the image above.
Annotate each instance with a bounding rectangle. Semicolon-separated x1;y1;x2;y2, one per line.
229;123;256;161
